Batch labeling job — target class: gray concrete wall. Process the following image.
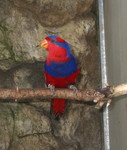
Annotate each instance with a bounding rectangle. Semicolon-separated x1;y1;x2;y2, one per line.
104;0;127;150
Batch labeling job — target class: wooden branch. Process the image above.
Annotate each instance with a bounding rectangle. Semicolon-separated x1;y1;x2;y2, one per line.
0;88;105;102
111;83;127;97
0;83;127;109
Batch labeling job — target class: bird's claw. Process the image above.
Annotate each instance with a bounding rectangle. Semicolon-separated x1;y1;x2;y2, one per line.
48;84;55;95
69;85;78;94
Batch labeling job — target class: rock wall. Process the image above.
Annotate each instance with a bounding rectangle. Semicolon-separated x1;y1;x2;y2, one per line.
0;0;102;150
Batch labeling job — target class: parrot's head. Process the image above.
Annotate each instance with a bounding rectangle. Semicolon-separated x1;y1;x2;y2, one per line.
40;35;71;62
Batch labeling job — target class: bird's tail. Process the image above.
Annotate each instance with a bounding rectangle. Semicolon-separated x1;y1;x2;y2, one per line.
51;99;67;116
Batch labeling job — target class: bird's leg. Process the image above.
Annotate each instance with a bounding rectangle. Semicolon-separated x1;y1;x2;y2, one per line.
47;84;55;95
68;84;78;94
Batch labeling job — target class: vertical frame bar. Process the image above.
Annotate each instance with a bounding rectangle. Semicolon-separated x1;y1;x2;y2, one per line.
98;0;110;150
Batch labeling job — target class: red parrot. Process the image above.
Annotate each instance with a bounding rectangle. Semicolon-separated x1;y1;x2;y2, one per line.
41;35;79;118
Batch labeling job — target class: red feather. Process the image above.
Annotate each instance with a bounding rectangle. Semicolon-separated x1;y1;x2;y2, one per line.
45;36;52;41
56;37;66;43
44;69;79;115
47;42;69;63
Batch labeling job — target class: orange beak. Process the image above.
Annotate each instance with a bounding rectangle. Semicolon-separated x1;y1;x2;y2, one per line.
40;40;48;49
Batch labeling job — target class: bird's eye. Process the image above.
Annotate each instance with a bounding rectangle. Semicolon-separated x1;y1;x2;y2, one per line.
50;39;55;43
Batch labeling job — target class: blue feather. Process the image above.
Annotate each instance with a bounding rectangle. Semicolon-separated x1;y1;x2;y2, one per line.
44;55;77;78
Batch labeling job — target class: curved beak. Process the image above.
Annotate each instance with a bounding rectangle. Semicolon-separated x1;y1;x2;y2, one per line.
40;40;48;49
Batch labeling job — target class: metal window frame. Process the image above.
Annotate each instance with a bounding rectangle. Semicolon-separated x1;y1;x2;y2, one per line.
98;0;110;150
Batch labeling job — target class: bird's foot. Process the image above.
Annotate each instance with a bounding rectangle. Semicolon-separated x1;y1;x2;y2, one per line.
68;85;78;94
48;84;55;95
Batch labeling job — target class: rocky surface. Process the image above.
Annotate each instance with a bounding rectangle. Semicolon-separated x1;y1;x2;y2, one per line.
0;0;102;150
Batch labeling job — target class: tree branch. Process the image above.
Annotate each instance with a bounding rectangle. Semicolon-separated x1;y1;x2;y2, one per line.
0;83;127;109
